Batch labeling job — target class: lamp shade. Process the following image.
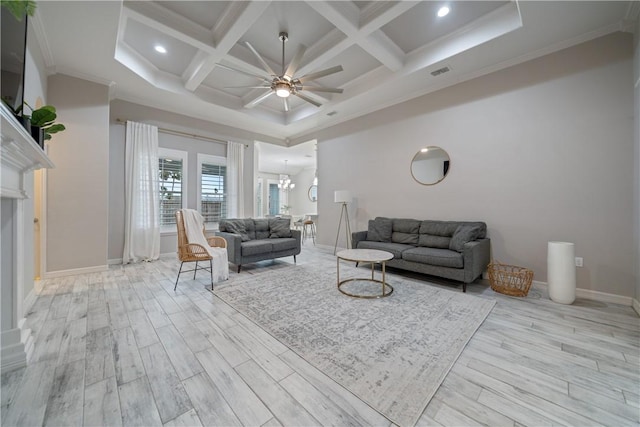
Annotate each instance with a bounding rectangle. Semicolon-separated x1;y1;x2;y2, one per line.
334;190;352;203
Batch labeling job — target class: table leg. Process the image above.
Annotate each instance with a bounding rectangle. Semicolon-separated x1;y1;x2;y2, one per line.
382;261;386;295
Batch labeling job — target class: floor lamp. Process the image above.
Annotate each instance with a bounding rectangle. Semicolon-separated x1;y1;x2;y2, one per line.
333;190;352;255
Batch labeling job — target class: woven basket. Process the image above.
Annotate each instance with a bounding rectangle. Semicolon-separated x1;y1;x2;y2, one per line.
487;262;534;297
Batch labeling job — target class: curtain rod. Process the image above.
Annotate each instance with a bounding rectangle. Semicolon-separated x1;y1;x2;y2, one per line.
115;118;247;148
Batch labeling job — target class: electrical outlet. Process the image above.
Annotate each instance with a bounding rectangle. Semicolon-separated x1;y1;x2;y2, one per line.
575;257;583;267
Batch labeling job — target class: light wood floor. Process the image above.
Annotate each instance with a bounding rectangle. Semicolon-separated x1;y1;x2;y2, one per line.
2;245;639;426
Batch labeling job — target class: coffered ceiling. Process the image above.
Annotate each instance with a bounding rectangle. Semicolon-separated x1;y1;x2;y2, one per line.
34;1;637;144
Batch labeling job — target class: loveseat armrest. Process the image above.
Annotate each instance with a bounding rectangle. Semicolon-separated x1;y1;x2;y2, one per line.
215;231;242;265
351;231;368;249
462;238;491;283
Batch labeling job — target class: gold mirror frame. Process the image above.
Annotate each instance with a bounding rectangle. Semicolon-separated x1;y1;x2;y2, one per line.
411;146;451;185
308;185;318;202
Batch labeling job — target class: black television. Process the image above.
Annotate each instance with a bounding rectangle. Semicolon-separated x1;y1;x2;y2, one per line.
1;7;28;115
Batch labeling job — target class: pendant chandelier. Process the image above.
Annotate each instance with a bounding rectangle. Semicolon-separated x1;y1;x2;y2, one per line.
278;160;295;191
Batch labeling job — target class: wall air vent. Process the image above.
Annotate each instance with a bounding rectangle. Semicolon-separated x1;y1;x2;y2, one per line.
430;66;451;77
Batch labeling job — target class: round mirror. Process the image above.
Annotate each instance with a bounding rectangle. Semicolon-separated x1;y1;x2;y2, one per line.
411;146;451;185
308;185;318;202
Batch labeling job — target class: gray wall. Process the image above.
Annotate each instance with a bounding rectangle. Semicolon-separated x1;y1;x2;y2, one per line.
315;32;634;297
47;75;110;272
108;100;256;260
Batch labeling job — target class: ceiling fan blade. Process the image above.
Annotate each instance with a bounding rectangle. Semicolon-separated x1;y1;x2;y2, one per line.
295;92;322;108
224;85;271;89
301;86;343;94
283;97;290;112
216;63;270;81
284;45;307;79
245;41;277;77
245;89;274;108
298;65;343;83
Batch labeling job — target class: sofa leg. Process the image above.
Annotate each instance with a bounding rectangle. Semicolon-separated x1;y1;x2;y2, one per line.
463;283;467;293
237;265;241;273
293;255;297;264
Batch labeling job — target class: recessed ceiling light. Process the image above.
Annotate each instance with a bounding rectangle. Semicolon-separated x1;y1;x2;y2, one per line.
437;6;450;17
154;45;167;54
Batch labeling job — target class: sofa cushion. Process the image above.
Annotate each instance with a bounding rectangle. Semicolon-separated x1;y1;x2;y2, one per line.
269;218;292;238
393;218;421;234
244;219;256;241
402;247;463;268
356;240;414;259
449;225;483;252
418;234;451;249
241;240;273;256
254;219;270;240
271;238;298;252
367;218;392;242
220;219;250;242
392;232;418;245
419;220;459;237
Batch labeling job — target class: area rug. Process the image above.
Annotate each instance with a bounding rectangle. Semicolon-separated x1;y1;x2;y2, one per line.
213;265;495;426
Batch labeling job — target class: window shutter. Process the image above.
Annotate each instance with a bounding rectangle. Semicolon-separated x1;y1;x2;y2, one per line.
158;158;183;225
201;163;227;222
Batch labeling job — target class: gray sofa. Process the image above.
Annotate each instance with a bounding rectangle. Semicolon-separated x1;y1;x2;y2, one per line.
352;217;490;292
216;218;301;273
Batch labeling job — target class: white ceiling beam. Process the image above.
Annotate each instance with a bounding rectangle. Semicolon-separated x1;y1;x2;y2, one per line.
296;30;351;77
183;1;271;91
305;1;405;71
404;2;522;75
359;1;420;34
124;2;214;51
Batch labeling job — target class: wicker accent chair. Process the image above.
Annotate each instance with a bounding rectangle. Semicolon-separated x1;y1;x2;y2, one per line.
175;210;227;290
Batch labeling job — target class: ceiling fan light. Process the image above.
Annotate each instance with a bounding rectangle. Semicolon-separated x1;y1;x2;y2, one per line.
275;82;291;98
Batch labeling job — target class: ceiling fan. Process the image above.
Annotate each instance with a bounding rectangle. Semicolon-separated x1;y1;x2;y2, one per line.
220;32;344;112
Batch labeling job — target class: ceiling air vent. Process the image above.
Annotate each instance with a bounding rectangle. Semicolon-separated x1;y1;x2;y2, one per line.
430;66;451;77
327;111;338;116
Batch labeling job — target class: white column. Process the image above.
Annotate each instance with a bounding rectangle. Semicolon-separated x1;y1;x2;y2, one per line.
547;241;576;304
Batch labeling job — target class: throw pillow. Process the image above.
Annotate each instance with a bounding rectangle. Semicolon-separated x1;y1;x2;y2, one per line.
367;217;393;242
449;225;482;252
269;218;292;238
224;220;250;242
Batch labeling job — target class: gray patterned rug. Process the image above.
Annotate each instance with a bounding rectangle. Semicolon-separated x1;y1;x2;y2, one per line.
214;264;495;426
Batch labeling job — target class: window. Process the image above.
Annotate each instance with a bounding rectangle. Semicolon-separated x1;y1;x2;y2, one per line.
158;148;187;227
198;154;227;224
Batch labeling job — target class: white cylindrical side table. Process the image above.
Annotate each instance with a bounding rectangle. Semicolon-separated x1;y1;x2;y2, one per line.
547;241;576;304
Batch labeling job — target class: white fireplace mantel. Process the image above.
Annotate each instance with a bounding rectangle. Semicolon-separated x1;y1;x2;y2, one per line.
1;101;54;371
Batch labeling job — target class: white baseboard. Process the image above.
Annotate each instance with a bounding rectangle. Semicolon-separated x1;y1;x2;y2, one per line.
633;298;640;316
44;264;108;279
108;258;122;265
534;281;633;306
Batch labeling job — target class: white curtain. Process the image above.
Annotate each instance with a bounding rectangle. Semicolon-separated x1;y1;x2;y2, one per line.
227;141;245;218
123;121;160;263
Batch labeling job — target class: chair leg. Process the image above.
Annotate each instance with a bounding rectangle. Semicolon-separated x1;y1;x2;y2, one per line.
209;259;214;290
193;261;198;279
174;262;184;291
237;265;241;273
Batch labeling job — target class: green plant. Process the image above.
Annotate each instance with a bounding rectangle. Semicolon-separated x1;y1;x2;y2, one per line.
1;0;37;21
24;103;66;140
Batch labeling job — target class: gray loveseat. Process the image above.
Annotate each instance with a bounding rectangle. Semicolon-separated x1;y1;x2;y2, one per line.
352;217;490;292
217;218;301;273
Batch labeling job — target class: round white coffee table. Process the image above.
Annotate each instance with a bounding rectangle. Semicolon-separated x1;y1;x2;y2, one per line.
336;249;394;298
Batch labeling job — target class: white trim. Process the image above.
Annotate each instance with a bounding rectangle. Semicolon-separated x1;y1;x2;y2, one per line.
533;280;633;306
108;258;123;265
44;265;108;279
633;298;640;316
